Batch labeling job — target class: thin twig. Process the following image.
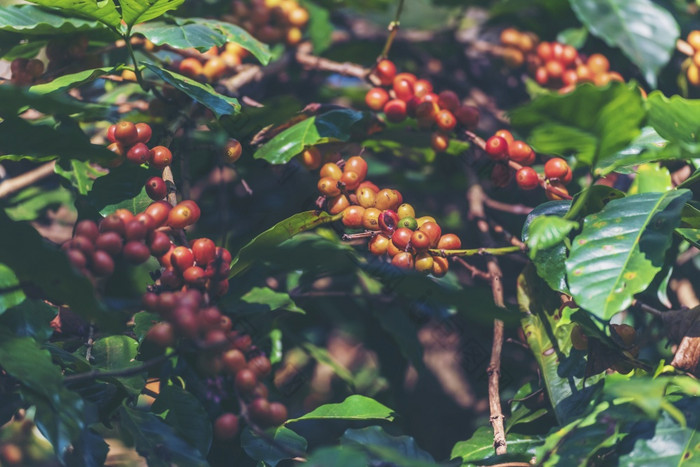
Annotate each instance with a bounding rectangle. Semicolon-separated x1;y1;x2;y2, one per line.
295;42;369;80
63;352;175;383
452;256;491;281
379;0;405;60
0;161;56;199
483;196;533;216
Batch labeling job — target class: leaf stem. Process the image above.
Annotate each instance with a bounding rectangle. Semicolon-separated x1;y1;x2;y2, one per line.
379;0;405;60
123;30;149;93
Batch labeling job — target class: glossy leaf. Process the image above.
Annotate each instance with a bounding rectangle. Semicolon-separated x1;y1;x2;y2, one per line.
0;263;25;314
120;0;185;27
143;63;240;118
522;201;571;293
341;426;436;466
85;164;158;214
132;311;160;342
30;67;119;95
240;287;306;314
599;126;679;175
509;82;645;172
0;299;56;342
228;211;342;277
450;426;542;465
0;4;105;35
286;395;395;423
525;215;578;259
306;445;369;467
5;185;73;222
627;163;672;194
241;426;307;467
151;385;212;456
569;0;679;86
26;0;121;28
647;91;700;152
254;109;370;164
55;159;106;196
134;18;270;64
302;0;333;53
90;336;145;395
566;190;691;320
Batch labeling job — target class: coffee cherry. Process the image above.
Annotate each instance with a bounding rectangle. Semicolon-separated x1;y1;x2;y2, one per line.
150;146;173;169
145;177;167;200
384;99;407;123
392;228;413;250
688;31;700;50
397;203;415;219
562;70;578;87
222;348;247;374
125;219;148;241
268;402;288;426
170;246;194;273
414;252;434;273
413;79;433;98
515;167;539;190
393;77;414;101
535;67;548;85
342;205;365;228
437;234;461;250
320;162;343;180
67;249;87;269
431;256;449;277
544;60;563;80
113;209;134;225
75;220;99;242
454;105;479;129
340;171;361;191
214;413;240;440
183;266;206;286
431;131;449;152
397;216;418;230
135;123;152;144
356;187;377;208
362;207;381;230
95;232;123;255
107;124;117;143
327;194;350;215
191;238;216;265
114;121;139;145
168;202;197;229
345;156;368;179
100;214;126;236
560;45;578;66
369;233;390;255
437;90;460;111
418;221;442;247
248;398;271;426
435;110;457;132
391;251;414;269
146;322;175;347
318;177;341;197
92;250;115;276
375;59;396;86
145;201;171;227
576;65;593;82
148;231;171;256
160;268;182;289
300;147;321;169
224;139;242;163
386;239;401;257
416;216;436;228
378;210;399;233
180;200;201;224
127;143;151;165
546;181;570;201
544;158;570;180
374;189;400;211
172;305;199;338
508;141;535;165
179;57;204;78
235;368;258;394
248;355;272;378
394;72;418;86
365;87;390;111
587;53;609;75
410;230;431;250
485;136;509;161
123;241;150;264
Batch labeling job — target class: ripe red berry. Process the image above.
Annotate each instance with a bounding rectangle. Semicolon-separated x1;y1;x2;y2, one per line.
167;202;198;229
147;230;172;256
99;214;126;236
267;402;288;426
91;250;115;276
135;123;152;144
516;167;539;190
345;156;368;179
375;59;396;86
365;87;390;111
75;220;99;242
413;79;433;98
222;349;247;374
431;131;449;152
392;77;414;101
383;99;407;123
391;251;414;269
494;130;514;145
114;209;135;225
145;176;167;200
224;139;242;163
435;109;457;132
485;136;509;161
340;171;361;191
150;146;173;169
391;228;413;250
418;221;442;247
191;238;216;265
126;143;151;165
107;124;117;143
145;201;171;227
146;322;175;348
544;157;571;180
248;355;272;378
235;369;258;394
170;246;195;271
160;268;183;289
248;398;271;426
437;234;461;250
123;241;150;264
124;219;148;241
172;306;199;338
66;249;87;269
368;233;390;255
437;90;460;111
95;232;123;255
410;230;431;250
183;266;206;286
508;140;535;165
114;121;139;146
454;105;479;129
214;413;240;440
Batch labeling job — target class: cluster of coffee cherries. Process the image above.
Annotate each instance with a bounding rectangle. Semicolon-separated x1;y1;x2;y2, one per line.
364;59;480;152
105;121;173;169
499;28;622;93
9;58;45;86
316;155;461;275
683;31;700;86
228;0;309;46
571;323;638;374
177;42;250;83
485;129;572;198
62;200;201;280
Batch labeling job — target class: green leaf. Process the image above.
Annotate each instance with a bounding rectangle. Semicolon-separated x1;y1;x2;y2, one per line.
26;0;121;28
286;395;395;423
254;109;370;164
675;228;700;250
228;211;341;277
0;299;56;342
522;201;572;293
0;85;106;118
134;17;270;65
132;311;160;342
119;404;208;467
0;4;106;35
0;263;25;314
30;67;119;95
120;0;185;28
647;91;700;151
556;26;588;48
0;210;120;329
525;215;578;259
84;164;158;214
599;126;678;175
90;336;145;396
240;287;305;314
566;190;691;320
306;445;369;467
509;82;645;172
300;0;333;53
143;63;240;118
151;385;212;456
241;426;307;467
302;342;355;390
341;426;436;467
569;0;679;87
450;426;543;465
627;163;672;194
5;185;73;222
55;159;106;196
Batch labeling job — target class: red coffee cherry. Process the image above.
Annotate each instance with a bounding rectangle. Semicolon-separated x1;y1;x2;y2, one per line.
340;171;361;191
126;143;151;165
95;232;123;255
485;136;509;161
145;201;171;227
146;322;175;348
544;157;571;180
375;59;396;86
91;250;115;276
535;67;549;85
437;90;460;111
235;368;258;394
135;123;152;144
515;167;539;190
494;129;514;146
222;349;247;374
107;124;117;143
75;220;99;242
391;228;413;250
248;398;272;426
454;105;479;129
170;246;195;271
160;268;183;289
431;256;449;277
508;141;535;165
365;87;390;111
214;413;240;440
248;355;272;378
410;230;431;250
150;146;173;169
147;231;171;256
145;177;167;201
114;121;139;146
437;233;461;250
419;221;442;247
392;77;414;101
114;209;135;225
172;306;199;338
431;131;449;152
224;139;242;163
435;109;457;132
167;202;197;229
379;210;400;234
123;241;150;264
368;233;390;255
66;249;87;270
391;251;414;269
125;219;148;241
99;214;126;236
191;238;216;265
345;156;368;179
183;266;207;286
267;402;288;426
413;79;433;98
383;99;407;123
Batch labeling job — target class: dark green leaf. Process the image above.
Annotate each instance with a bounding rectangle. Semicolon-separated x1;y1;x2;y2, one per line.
301;0;333;53
522;201;571;293
647;91;700;151
151;385;212;456
85;163;158;214
566;190;691;320
240;287;305;314
599;126;679;175
26;0;121;28
55;159;106;196
0;4;106;35
229;211;341;277
90;336;145;396
120;0;185;27
525;215;578;258
119;404;208;467
450;426;542;465
627;163;672;194
306;445;369;467
509;82;645;172
0;86;106;118
286;395;395;423
5;185;73;222
143;63;240;118
0;299;56;342
341;426;436;466
30;67;119;95
0;263;25;314
241;426;307;467
254;109;370;164
569;0;678;86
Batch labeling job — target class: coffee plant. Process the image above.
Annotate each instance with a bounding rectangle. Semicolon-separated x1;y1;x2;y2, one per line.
1;0;700;466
